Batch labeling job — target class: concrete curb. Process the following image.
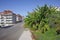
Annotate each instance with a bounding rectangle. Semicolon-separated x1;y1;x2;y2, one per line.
19;29;32;40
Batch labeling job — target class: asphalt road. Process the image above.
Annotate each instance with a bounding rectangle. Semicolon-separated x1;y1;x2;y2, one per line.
0;22;24;40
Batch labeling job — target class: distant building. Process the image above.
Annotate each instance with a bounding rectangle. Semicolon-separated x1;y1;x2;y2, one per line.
16;14;22;22
0;10;16;27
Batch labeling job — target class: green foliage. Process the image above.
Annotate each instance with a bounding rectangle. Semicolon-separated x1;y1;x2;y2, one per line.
24;4;60;40
36;29;60;40
24;4;60;33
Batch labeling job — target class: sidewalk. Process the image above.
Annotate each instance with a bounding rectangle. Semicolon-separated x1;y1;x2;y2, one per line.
19;29;32;40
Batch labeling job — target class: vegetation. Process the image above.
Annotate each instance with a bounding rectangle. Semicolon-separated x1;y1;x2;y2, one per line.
33;29;60;40
24;4;60;40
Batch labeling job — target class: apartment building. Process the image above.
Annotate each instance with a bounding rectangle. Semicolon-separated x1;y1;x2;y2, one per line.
0;10;16;27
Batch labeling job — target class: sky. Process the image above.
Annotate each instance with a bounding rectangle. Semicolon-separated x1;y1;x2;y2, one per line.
0;0;60;17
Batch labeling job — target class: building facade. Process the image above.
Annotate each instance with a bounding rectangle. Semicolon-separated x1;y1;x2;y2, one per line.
16;14;22;22
0;10;16;27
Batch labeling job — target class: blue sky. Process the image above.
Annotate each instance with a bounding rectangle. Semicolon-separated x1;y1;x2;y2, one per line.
0;0;60;17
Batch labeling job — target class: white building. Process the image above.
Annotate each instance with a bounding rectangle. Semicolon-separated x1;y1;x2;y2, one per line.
0;10;16;27
16;14;22;22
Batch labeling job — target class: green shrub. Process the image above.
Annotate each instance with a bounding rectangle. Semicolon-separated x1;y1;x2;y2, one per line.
35;29;60;40
56;35;60;40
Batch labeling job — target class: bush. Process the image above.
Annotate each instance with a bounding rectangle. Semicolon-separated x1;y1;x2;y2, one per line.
34;29;60;40
56;35;60;40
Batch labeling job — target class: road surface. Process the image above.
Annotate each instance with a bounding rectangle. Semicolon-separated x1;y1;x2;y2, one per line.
0;22;24;40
